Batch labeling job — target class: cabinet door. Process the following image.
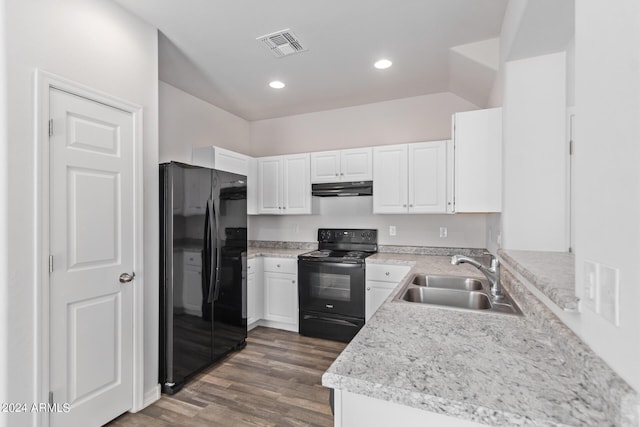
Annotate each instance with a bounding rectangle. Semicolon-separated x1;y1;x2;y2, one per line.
341;147;373;181
373;145;408;213
247;258;263;328
214;147;250;176
453;108;502;212
247;157;258;215
247;272;257;324
283;154;311;214
408;141;448;213
365;281;396;321
311;151;341;183
263;272;298;325
258;157;282;214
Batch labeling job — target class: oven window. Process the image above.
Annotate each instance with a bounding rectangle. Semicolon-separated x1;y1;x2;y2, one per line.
310;272;351;302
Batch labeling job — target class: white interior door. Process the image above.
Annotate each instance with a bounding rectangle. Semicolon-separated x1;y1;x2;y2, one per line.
49;87;135;427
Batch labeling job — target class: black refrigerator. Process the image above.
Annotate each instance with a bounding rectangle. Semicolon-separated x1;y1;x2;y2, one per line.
159;161;247;394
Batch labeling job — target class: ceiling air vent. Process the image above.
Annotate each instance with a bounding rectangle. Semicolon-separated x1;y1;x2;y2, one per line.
257;29;307;58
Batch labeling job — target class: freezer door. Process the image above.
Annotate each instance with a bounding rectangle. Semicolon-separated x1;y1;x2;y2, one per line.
160;162;214;392
211;170;248;358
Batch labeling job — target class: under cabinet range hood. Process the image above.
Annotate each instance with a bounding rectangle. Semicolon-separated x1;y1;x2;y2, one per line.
312;181;373;197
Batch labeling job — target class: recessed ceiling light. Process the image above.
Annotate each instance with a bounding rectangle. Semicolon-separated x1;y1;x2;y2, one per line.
269;81;285;89
374;59;393;70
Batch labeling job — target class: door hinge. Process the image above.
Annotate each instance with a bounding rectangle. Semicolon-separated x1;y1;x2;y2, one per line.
49;391;53;405
569;139;574;155
48;119;53;137
49;255;53;273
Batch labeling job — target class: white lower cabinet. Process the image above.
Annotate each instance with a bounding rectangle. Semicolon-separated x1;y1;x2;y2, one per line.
365;263;411;321
334;390;484;427
247;257;263;330
248;256;298;332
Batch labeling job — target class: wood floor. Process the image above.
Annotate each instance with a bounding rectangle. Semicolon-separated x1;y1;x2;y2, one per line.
107;327;347;427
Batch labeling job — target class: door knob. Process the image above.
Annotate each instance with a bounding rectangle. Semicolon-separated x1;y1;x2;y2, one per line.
119;272;135;283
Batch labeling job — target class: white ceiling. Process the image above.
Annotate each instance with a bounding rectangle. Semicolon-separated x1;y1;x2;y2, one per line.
114;0;508;120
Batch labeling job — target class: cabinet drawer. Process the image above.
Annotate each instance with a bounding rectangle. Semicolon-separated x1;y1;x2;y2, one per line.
183;250;202;267
263;257;297;274
366;264;410;283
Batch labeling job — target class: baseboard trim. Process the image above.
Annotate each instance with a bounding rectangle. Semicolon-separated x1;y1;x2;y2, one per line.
142;384;161;409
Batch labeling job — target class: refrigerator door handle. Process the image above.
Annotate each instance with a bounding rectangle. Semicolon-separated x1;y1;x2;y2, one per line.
206;199;216;303
212;197;222;302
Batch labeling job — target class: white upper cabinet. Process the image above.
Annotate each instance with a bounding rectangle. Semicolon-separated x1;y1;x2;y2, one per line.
310;147;372;183
258;153;311;215
373;145;408;213
310;150;341;183
283;154;312;214
452;108;502;212
191;145;258;214
408;141;448;213
192;145;250;176
373;141;449;214
257;156;282;214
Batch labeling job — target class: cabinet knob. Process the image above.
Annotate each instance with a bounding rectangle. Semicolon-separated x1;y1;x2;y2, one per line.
292;280;296;284
340;173;344;176
385;272;390;276
402;204;407;207
367;287;371;291
248;266;251;269
409;204;413;207
277;264;281;268
335;173;338;176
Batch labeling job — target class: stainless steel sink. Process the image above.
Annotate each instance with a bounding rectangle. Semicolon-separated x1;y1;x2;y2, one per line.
402;288;491;310
395;274;523;316
412;274;483;291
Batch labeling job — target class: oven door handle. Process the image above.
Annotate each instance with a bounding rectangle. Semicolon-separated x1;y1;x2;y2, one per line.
299;260;363;268
302;314;362;327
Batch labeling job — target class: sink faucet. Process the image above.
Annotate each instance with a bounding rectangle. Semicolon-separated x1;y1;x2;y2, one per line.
451;254;504;299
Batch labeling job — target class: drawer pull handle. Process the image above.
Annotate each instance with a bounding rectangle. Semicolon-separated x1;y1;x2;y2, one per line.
385;272;390;276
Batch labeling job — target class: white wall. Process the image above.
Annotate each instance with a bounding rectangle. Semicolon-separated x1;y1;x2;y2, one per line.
159;81;250;163
0;0;8;417
250;92;478;156
3;1;159;425
573;0;640;392
251;197;488;248
501;52;568;251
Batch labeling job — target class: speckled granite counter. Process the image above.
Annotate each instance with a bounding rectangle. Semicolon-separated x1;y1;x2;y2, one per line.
323;253;637;426
247;247;308;259
499;249;578;311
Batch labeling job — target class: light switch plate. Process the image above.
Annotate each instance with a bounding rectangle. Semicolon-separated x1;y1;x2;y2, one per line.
389;225;396;236
598;264;620;326
582;260;597;312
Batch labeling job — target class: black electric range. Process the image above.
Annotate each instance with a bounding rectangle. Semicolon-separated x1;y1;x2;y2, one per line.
297;228;378;342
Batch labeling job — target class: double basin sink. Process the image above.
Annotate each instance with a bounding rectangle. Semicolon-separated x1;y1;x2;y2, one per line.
394;274;522;316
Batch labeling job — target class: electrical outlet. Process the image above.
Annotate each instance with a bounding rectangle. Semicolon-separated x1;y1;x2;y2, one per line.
582;261;597;312
439;227;448;238
389;225;396;236
598;264;620;326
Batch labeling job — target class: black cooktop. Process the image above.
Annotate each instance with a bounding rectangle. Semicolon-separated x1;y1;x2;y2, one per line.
298;249;374;263
299;228;378;263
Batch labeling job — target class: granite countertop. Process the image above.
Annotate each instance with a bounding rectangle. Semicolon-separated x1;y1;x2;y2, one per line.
247;247;309;259
499;249;578;311
322;253;624;426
